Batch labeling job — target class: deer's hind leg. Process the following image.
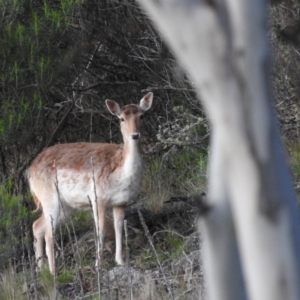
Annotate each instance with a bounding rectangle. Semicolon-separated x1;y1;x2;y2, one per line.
34;196;69;274
33;214;47;270
43;199;72;274
33;209;59;274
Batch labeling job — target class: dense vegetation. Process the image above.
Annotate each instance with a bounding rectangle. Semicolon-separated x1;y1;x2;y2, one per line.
0;0;300;298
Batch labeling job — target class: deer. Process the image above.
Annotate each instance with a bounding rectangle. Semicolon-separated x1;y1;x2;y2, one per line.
27;92;153;274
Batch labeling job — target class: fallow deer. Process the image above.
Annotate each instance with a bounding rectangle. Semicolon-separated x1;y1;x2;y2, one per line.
27;92;153;274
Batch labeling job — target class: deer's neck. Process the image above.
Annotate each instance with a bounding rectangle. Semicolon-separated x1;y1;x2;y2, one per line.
122;139;142;176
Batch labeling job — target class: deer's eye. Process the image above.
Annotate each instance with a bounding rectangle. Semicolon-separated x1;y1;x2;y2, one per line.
140;115;144;120
120;118;125;122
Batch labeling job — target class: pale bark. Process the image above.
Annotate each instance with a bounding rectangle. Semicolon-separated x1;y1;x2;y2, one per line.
137;1;300;299
200;133;247;299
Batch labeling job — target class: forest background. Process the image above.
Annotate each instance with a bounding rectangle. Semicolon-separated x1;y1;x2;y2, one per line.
0;0;300;299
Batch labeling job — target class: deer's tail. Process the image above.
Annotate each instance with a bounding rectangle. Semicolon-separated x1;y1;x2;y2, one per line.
32;191;42;212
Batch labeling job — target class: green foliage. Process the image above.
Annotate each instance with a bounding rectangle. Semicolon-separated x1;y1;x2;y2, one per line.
56;270;73;283
73;211;93;228
59;209;92;232
0;178;29;221
135;246;157;269
0;271;23;300
288;144;300;180
0;0;82;148
142;157;172;212
38;267;57;298
0;178;32;269
135;230;185;271
142;147;208;212
155;231;185;261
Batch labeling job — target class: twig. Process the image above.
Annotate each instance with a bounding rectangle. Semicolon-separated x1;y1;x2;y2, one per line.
89;156;102;299
54;161;84;296
72;80;140;92
58;218;64;270
137;209;174;300
49;215;57;299
15;99;74;190
124;220;133;300
72;41;102;91
20;223;30;300
28;239;39;300
90;98;93;143
45;100;75;148
141;85;194;92
87;195;102;300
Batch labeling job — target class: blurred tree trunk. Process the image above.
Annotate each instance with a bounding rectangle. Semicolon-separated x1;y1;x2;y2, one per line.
137;1;300;299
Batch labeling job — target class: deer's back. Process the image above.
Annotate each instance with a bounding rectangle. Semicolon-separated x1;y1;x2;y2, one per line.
29;143;124;178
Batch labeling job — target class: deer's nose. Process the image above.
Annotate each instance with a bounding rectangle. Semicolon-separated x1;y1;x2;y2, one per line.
131;132;140;140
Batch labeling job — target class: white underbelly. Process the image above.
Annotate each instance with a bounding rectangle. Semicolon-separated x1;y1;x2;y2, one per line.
57;169;142;209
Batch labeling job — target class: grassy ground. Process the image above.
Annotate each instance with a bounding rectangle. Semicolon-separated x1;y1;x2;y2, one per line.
0;145;207;299
1;141;300;299
2;139;300;299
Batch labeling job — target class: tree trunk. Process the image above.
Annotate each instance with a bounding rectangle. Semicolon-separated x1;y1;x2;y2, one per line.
137;1;300;299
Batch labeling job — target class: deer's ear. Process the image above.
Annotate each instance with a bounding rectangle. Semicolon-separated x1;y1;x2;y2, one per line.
106;100;121;116
140;92;153;112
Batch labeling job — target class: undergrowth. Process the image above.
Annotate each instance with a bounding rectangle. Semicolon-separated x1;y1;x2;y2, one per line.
142;146;208;213
0;146;206;299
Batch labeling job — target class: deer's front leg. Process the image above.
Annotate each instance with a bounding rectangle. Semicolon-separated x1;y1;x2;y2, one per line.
113;205;125;265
